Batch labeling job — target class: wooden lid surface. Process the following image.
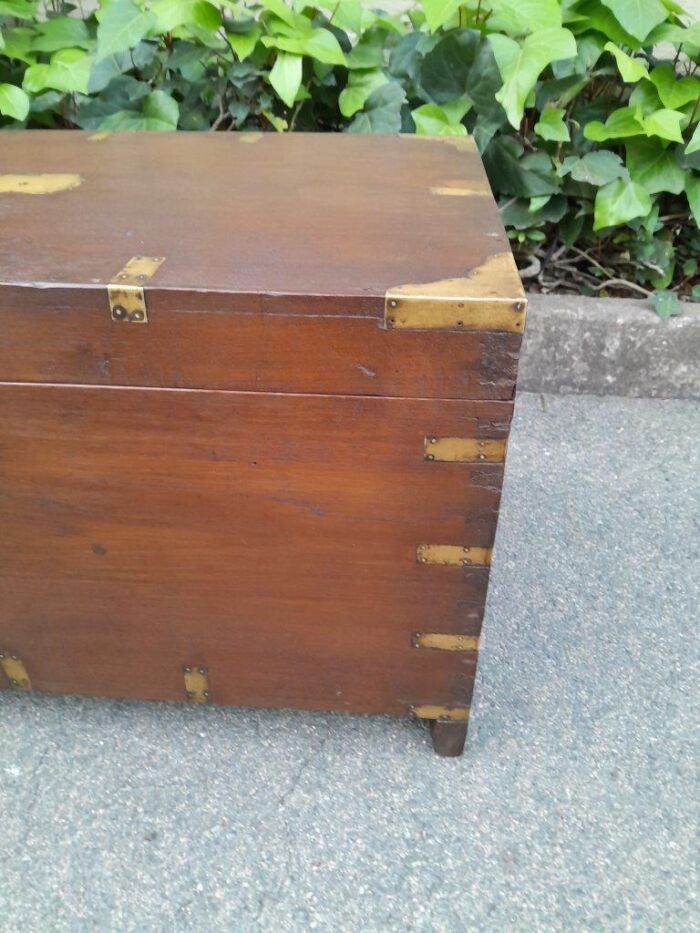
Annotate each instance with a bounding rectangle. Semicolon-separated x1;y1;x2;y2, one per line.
0;131;523;318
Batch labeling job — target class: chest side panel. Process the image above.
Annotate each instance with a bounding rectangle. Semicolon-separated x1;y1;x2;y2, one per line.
0;384;513;716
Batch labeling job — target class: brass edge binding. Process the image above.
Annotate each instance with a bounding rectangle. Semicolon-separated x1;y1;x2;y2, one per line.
183;664;211;703
411;705;470;722
385;252;526;332
412;633;480;651
416;544;492;567
108;256;165;324
0;651;32;691
424;436;507;463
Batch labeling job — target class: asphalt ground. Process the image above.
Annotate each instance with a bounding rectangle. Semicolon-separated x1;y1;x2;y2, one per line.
1;391;697;932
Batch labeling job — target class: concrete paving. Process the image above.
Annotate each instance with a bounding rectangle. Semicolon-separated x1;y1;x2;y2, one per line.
1;391;697;932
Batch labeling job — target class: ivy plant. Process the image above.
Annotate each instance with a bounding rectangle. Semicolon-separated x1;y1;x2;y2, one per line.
1;0;698;302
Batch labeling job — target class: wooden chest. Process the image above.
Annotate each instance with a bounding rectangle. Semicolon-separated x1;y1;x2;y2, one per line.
0;131;525;756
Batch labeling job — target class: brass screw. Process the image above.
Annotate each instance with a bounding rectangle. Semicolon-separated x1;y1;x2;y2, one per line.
198;666;207;675
426;454;434;461
457;321;464;327
11;655;17;660
430;438;437;445
10;679;18;686
112;305;127;320
389;300;398;308
183;665;191;673
130;310;145;322
203;690;210;699
478;454;485;461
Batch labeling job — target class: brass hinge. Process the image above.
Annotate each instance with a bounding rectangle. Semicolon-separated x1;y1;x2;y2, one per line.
108;256;165;324
411;705;470;722
412;633;480;651
385;253;526;333
183;664;211;704
0;651;32;691
417;544;491;567
424;436;506;463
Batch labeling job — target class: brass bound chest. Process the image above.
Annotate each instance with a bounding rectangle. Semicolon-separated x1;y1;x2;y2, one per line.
0;131;525;756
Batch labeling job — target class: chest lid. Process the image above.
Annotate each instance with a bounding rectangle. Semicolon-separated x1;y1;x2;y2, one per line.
0;131;523;328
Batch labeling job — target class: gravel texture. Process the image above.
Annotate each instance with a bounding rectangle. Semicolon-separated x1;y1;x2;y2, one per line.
0;391;697;932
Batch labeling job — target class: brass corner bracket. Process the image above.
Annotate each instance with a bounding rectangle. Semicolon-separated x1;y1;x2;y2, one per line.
108;256;165;324
385;252;526;332
411;705;470;722
0;651;32;691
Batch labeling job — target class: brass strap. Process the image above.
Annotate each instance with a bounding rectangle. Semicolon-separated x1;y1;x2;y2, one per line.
108;256;165;324
416;544;492;567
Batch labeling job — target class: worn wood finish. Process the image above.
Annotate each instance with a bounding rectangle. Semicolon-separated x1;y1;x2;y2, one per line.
0;384;503;715
0;288;520;401
0;132;523;755
0;132;511;314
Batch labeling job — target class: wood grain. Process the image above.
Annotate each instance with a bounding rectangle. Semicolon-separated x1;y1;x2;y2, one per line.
0;131;511;314
0;288;521;400
0;384;507;714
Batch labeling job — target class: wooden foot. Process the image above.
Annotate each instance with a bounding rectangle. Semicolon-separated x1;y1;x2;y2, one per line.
430;719;467;757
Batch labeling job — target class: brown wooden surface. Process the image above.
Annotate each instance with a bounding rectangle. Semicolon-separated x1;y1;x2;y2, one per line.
0;286;520;400
0;132;510;314
0;384;508;715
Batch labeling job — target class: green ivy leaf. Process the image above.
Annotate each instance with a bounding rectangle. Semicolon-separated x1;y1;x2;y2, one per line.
143;89;179;127
573;0;641;48
584;106;645;141
302;29;347;66
482;136;561;196
151;0;221;33
1;27;35;63
650;289;681;320
96;0;155;62
411;101;467;136
0;0;36;17
227;28;261;61
331;0;363;36
686;122;700;157
534;107;570;141
649;65;700;111
339;68;387;117
31;17;93;53
603;41;648;82
593;177;651;230
0;82;30;121
23;48;92;94
567;150;629;185
487;0;562;36
686;174;700;227
600;0;667;42
490;28;577;129
419;0;460;33
625;137;685;195
345;36;385;70
642;108;685;143
269;51;302;108
347;82;406;133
